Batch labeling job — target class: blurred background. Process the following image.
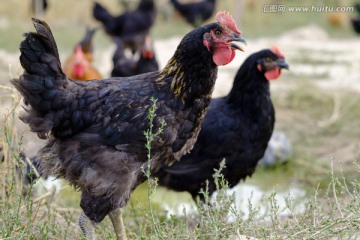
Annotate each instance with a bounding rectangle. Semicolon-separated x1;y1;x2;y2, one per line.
0;0;359;237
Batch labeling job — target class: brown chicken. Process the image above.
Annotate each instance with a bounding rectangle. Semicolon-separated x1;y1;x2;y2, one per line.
327;12;344;27
12;12;245;239
63;27;102;81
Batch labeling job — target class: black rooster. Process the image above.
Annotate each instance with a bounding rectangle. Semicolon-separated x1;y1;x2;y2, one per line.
12;12;245;240
155;47;289;205
111;36;159;77
170;0;216;27
93;0;156;54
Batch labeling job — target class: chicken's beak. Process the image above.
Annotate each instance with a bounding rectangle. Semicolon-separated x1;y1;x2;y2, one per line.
277;58;289;70
230;33;247;52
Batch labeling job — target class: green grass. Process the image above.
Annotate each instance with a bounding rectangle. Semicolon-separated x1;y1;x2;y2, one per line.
0;141;359;239
1;82;360;239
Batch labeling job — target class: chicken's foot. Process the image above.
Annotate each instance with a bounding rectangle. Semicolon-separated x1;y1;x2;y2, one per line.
79;211;96;240
109;208;127;240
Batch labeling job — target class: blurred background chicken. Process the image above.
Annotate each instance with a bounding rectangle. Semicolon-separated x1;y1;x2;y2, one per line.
63;27;102;81
351;18;360;33
327;12;345;27
93;0;156;55
110;38;136;77
351;2;360;34
170;0;216;27
111;35;159;77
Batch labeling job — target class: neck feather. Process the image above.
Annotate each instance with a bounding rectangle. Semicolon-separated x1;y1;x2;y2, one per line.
227;65;269;104
158;40;217;105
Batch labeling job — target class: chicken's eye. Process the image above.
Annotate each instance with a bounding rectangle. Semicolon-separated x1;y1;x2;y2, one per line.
264;57;272;62
214;29;222;37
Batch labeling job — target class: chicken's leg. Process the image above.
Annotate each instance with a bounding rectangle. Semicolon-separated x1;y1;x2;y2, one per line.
79;211;97;240
109;208;127;240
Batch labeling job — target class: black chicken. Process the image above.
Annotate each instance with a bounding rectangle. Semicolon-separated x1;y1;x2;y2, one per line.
170;0;216;27
155;47;289;205
351;18;360;34
111;38;135;77
93;0;156;54
134;36;159;74
12;12;245;240
111;36;159;77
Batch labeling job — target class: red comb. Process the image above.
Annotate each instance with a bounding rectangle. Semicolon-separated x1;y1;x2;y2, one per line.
215;11;241;34
271;46;285;58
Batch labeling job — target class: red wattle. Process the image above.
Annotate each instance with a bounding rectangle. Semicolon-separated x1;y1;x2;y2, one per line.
265;68;281;80
212;46;235;66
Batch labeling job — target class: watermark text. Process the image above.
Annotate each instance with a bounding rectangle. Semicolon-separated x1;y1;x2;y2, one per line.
262;4;354;13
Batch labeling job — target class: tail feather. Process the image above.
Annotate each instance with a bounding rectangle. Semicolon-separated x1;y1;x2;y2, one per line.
11;18;71;137
18;18;64;78
93;2;113;27
31;18;61;62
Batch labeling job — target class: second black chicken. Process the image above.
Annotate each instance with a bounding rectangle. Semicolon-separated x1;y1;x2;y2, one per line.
155;47;289;205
